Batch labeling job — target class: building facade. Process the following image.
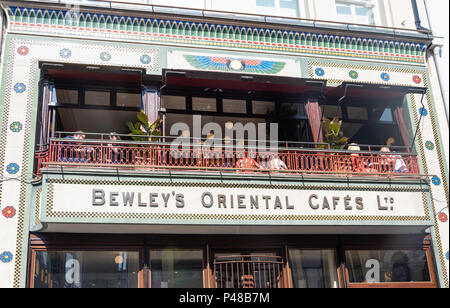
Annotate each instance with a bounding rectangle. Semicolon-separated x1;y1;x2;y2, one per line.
0;0;448;288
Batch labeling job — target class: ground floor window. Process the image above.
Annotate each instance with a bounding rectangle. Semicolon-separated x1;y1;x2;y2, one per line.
32;250;140;288
28;234;438;288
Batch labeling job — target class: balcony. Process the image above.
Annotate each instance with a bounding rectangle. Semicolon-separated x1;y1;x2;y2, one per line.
35;133;421;179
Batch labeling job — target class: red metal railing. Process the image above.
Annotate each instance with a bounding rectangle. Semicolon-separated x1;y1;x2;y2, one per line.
214;255;286;289
34;136;421;178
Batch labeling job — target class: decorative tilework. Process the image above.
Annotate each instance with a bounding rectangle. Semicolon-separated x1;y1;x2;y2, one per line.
439;213;448;223
419;107;428;116
183;55;286;74
381;72;390;81
17;46;29;56
413;75;422;84
2;206;16;219
0;252;13;263
59;48;71;58
349;70;359;79
6;7;428;64
315;67;325;77
13;83;26;93
425;141;435;150
432;176;441;186
100;51;111;62
9;122;22;133
140;54;151;65
6;163;19;175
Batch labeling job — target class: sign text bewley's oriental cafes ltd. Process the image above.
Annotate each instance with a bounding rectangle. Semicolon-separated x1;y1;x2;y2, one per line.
46;182;428;219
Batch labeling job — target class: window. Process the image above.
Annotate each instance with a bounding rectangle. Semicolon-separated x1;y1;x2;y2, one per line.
345;249;432;284
255;0;300;17
32;250;140;288
150;249;204;288
288;249;339;288
336;0;378;25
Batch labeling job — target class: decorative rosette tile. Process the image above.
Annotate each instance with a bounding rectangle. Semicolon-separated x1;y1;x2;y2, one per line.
13;83;26;93
381;73;390;82
412;75;422;84
349;70;359;79
431;176;441;186
140;54;152;65
419;107;428;116
17;46;29;56
425;141;434;150
438;212;448;223
100;51;112;61
10;121;23;133
6;163;19;175
0;252;13;263
2;206;16;219
315;67;325;77
59;48;72;58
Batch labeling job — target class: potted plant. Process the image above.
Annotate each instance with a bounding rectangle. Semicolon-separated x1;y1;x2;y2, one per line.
318;117;349;173
126;111;163;165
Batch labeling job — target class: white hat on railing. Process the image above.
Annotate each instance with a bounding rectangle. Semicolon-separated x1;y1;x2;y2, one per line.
348;143;360;151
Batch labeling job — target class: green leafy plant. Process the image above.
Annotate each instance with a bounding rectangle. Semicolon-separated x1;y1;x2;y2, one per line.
126;111;162;142
319;117;349;150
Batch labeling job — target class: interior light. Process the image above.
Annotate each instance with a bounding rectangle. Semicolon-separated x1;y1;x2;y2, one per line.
114;255;124;264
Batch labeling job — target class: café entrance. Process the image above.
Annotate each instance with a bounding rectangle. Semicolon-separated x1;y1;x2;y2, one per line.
213;251;287;288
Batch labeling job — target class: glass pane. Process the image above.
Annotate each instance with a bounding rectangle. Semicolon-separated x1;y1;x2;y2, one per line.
347;106;368;120
356;6;375;25
288;249;339;288
192;97;217;112
162;95;186;110
345;250;431;283
256;0;275;8
223;99;247;114
322;104;343;119
150;249;203;288
116;92;141;108
33;251;140;288
373;107;394;122
255;0;276;15
252;101;275;115
336;4;353;23
54;88;78;105
279;0;299;17
85;90;111;106
280;103;305;118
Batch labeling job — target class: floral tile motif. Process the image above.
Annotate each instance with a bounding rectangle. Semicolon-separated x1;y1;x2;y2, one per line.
13;83;26;93
17;46;29;56
315;67;325;77
425;141;434;150
6;163;20;175
140;54;152;65
2;206;16;219
0;252;13;263
10;122;23;133
431;176;441;186
380;72;390;82
59;48;72;58
419;107;428;116
412;75;422;84
100;51;112;61
349;70;359;79
438;212;448;223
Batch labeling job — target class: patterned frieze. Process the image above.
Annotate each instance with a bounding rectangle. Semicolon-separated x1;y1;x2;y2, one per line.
5;6;428;65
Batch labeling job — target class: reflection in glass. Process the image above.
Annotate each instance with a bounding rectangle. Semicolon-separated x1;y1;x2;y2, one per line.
116;92;141;108
33;251;140;288
252;101;275;115
288;249;338;288
345;250;431;283
162;95;186;110
192;97;217;112
85;90;111;106
54;88;78;105
223;99;247;114
150;249;203;288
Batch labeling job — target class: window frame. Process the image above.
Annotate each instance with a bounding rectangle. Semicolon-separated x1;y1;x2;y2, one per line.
335;0;380;26
255;0;301;18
